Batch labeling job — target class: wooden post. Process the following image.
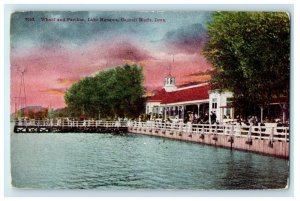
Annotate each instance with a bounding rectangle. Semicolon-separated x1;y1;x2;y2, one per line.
230;124;234;136
260;106;264;123
268;127;274;148
179;121;183;132
248;124;252;139
214;123;218;135
258;123;262;140
164;106;167;121
245;124;253;145
221;108;224;124
281;103;287;123
270;127;274;142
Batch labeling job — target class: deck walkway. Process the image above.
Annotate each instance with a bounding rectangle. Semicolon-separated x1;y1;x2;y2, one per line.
128;121;289;158
13;119;289;158
128;121;289;142
14;119;289;142
14;120;128;133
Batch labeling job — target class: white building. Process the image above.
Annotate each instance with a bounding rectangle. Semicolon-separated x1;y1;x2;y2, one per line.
209;90;234;123
146;74;234;124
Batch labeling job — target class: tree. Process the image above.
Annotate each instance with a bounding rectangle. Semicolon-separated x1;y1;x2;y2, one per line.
203;12;290;117
64;64;145;119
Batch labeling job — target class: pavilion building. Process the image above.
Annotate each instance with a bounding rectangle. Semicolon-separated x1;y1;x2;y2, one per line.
146;73;289;124
146;74;234;123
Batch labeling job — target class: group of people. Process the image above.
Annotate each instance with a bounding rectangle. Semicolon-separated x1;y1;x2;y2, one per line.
145;110;220;125
140;109;290;127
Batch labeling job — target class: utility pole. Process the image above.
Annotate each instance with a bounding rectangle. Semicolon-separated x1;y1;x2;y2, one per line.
14;97;18;119
15;65;27;118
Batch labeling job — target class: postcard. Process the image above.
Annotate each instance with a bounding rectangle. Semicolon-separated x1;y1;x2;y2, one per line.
10;10;290;191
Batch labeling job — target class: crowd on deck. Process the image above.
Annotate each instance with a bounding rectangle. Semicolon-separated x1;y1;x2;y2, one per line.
141;111;289;127
15;111;289;128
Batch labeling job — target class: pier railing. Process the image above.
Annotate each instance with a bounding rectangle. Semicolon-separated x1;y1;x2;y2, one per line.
129;121;289;142
14;120;289;142
14;120;128;128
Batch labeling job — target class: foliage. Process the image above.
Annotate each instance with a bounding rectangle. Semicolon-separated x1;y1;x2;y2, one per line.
203;12;290;117
64;64;145;119
48;107;81;118
21;108;48;119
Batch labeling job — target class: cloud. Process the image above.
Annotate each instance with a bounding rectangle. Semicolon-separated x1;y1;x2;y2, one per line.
177;81;205;87
187;69;214;77
105;41;155;62
176;69;212;87
163;23;208;54
39;88;66;96
177;76;211;87
56;78;78;85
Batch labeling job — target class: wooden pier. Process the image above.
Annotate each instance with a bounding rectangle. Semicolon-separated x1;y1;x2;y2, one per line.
13;119;289;141
128;121;289;158
13;119;289;158
128;121;289;142
14;120;128;134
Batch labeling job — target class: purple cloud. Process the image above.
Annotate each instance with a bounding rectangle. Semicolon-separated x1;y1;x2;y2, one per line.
164;23;208;54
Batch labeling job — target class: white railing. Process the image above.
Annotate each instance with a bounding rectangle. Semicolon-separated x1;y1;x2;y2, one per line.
14;120;128;128
14;120;289;142
129;121;289;142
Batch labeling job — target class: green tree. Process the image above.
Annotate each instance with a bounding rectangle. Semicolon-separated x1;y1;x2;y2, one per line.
203;12;290;117
64;64;145;119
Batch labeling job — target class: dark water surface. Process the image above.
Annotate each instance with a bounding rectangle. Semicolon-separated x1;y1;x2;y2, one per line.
11;133;289;190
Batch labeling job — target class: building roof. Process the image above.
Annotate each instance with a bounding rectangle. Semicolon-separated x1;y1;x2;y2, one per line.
147;84;211;104
147;89;168;102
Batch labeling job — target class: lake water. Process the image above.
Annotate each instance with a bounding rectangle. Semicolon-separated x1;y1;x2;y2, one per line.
11;133;289;190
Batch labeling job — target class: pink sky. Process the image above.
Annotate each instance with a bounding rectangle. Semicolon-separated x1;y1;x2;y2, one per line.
10;11;213;112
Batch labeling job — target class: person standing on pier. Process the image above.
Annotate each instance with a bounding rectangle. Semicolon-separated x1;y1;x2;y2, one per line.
211;111;217;124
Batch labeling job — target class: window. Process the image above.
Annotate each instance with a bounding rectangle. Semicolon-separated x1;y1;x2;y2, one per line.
226;97;233;118
212;98;217;109
226;108;231;116
153;106;159;114
226;97;233;105
171;78;175;85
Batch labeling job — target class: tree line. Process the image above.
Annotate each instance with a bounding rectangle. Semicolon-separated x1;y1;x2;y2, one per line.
64;64;145;119
203;12;290;118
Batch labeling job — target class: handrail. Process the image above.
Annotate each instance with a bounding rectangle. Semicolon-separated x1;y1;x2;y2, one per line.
14;120;128;128
14;120;289;142
129;121;289;142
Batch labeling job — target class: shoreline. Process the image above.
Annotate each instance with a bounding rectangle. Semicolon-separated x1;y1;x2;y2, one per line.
128;126;289;159
12;119;289;159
